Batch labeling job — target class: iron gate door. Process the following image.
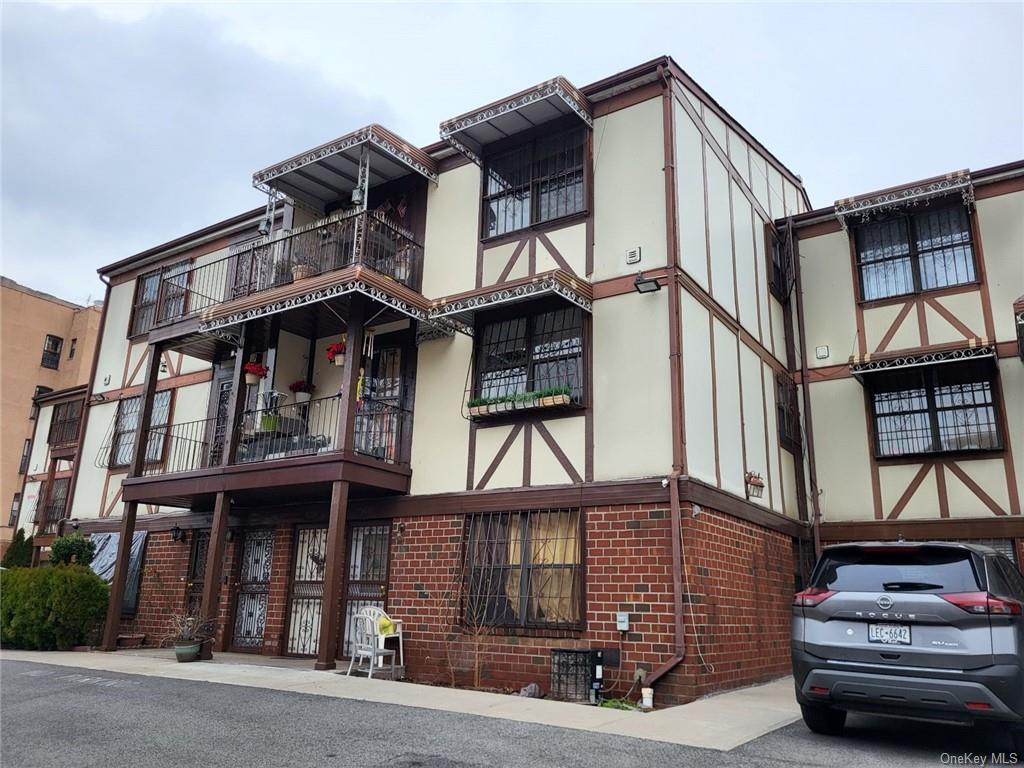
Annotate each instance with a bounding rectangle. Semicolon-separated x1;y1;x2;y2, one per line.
285;526;328;656
231;529;274;651
185;530;211;614
341;523;391;658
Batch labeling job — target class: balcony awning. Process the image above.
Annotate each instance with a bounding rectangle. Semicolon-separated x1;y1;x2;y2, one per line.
439;77;592;165
834;169;974;230
427;270;593;335
849;343;995;382
252;124;438;211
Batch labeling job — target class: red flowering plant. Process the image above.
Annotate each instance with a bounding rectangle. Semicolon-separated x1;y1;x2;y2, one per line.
288;380;315;394
242;362;269;378
325;342;347;362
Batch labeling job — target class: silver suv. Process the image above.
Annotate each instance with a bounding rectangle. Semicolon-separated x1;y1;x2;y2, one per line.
792;541;1024;748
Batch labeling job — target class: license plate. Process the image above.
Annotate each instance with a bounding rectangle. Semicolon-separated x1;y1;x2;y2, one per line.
868;623;911;645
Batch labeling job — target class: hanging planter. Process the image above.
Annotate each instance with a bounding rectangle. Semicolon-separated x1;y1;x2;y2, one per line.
242;361;269;387
289;380;315;403
467;387;574;419
326;341;347;367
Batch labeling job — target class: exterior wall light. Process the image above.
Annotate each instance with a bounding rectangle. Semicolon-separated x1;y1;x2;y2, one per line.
633;272;661;294
744;471;765;499
170;525;187;543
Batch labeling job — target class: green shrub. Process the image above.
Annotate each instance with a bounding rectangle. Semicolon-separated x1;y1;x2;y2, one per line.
0;565;109;650
1;529;33;568
49;533;96;567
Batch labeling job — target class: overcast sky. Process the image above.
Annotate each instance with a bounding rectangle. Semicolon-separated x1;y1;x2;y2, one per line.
2;1;1021;304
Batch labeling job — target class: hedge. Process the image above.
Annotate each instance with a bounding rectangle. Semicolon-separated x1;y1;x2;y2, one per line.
0;565;109;650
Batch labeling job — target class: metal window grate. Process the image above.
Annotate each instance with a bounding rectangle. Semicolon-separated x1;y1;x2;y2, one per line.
550;649;592;702
776;374;801;449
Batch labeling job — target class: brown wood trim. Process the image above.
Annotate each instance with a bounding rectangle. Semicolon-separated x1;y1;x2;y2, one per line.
437;153;472;174
95;368;214;401
946;462;1007;516
528;233;537;275
874;300;915;354
533;421;582;484
796;219;843;238
968;207;998;343
495;238;528;285
522;423;532;487
992;368;1021;516
974;175;1024;199
681;477;808;538
466;421;477;491
935;461;950;519
862;386;884;520
821;517;1024;541
474;424;523;490
886;462;932;521
924;295;980;341
859;282;981;310
916;296;930;347
535;231;576;277
848;233;867;357
591;269;669;300
592;81;661;118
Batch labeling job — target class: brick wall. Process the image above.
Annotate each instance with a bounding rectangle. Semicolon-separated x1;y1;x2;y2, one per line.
387;503;793;705
263;524;294;656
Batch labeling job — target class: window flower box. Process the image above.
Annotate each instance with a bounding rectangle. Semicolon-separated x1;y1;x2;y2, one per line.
467;387;574;419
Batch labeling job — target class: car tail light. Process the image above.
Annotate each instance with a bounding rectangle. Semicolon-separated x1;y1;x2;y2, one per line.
941;592;1022;616
794;587;834;607
966;702;993;711
809;686;830;696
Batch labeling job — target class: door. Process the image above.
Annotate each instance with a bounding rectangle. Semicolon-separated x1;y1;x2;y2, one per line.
354;345;403;461
230;529;275;652
184;530;211;614
285;526;328;656
206;378;233;468
341;523;391;658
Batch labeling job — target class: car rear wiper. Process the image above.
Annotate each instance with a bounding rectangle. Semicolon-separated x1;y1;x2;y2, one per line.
881;581;943;591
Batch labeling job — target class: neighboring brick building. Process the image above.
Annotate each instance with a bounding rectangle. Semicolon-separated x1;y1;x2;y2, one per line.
0;277;101;554
39;55;1021;707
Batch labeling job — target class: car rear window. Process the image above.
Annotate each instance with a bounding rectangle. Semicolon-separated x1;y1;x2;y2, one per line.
813;547;981;593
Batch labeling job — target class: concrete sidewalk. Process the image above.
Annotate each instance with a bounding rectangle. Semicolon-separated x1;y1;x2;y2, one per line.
0;649;800;751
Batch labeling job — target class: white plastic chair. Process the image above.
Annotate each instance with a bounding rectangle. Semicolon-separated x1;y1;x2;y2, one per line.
356;605;404;668
345;609;397;680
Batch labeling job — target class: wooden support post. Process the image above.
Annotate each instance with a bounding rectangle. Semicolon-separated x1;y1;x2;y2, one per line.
315;479;350;670
99;501;138;651
222;323;251;466
335;296;367;452
200;491;231;648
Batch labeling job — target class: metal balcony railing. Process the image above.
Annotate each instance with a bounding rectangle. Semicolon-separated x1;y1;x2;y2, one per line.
137;396;410;478
153;210;423;327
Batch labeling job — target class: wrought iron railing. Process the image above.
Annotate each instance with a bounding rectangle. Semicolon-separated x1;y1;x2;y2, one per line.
236;395;341;464
153;210;423;327
142;418;222;476
35;478;70;535
353;399;409;464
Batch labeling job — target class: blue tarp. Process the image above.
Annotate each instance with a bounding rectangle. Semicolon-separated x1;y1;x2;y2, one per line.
90;531;148;614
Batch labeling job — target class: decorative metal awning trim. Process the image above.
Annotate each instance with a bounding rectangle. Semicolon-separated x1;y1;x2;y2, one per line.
428;271;593;337
834;169;975;231
439;77;593;167
198;278;458;339
850;344;994;377
252;124;438;194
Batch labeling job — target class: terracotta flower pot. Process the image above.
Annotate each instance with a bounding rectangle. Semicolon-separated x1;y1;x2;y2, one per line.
244;373;260;386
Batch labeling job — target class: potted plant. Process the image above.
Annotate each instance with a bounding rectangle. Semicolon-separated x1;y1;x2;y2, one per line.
292;259;315;281
165;612;215;663
326;341;347;367
289;380;315;403
542;386;572;407
243;361;269;386
467;396;489;417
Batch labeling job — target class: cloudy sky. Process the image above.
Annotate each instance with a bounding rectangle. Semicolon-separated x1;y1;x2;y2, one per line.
2;1;1021;304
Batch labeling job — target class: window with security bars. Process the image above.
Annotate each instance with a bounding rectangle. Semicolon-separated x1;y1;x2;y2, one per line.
41;335;63;369
463;509;582;629
109;391;172;467
130;260;190;335
9;493;21;528
18;439;31;475
483;126;586;239
870;361;1002;458
48;400;83;446
776;374;801;451
855;204;976;301
475;304;584;403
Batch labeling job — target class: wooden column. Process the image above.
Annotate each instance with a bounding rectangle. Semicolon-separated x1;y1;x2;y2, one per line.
222;323;251;466
199;491;230;641
315;479;350;670
99;343;161;651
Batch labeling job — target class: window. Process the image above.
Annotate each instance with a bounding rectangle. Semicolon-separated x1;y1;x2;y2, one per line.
37;478;70;533
776;374;801;450
870;361;1001;458
475;303;584;402
855;204;976;301
29;385;53;420
130;260;190;335
18;439;31;474
68;338;77;360
110;391;172;467
49;399;83;445
463;509;582;629
482;125;586;239
9;494;21;528
41;335;63;369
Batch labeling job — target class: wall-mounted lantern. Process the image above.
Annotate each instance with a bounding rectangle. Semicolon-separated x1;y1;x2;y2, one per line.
744;471;765;500
170;525;187;544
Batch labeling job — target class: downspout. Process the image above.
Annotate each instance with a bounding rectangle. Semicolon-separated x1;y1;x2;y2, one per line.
647;61;687;689
789;219;823;556
59;273;112;537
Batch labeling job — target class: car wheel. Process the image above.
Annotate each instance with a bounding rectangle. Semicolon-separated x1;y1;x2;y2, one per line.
800;704;846;736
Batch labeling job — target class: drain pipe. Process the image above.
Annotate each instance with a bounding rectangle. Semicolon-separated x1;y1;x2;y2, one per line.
645;471;686;689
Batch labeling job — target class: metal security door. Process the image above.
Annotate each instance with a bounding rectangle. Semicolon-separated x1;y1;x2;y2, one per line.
285;526;328;656
185;530;211;614
231;529;274;651
341;523;391;657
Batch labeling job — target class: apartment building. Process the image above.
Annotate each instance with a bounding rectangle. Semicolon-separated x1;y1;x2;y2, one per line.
39;56;1021;705
0;277;101;553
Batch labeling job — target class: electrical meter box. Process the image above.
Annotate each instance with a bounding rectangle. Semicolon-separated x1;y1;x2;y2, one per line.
616;611;630;631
